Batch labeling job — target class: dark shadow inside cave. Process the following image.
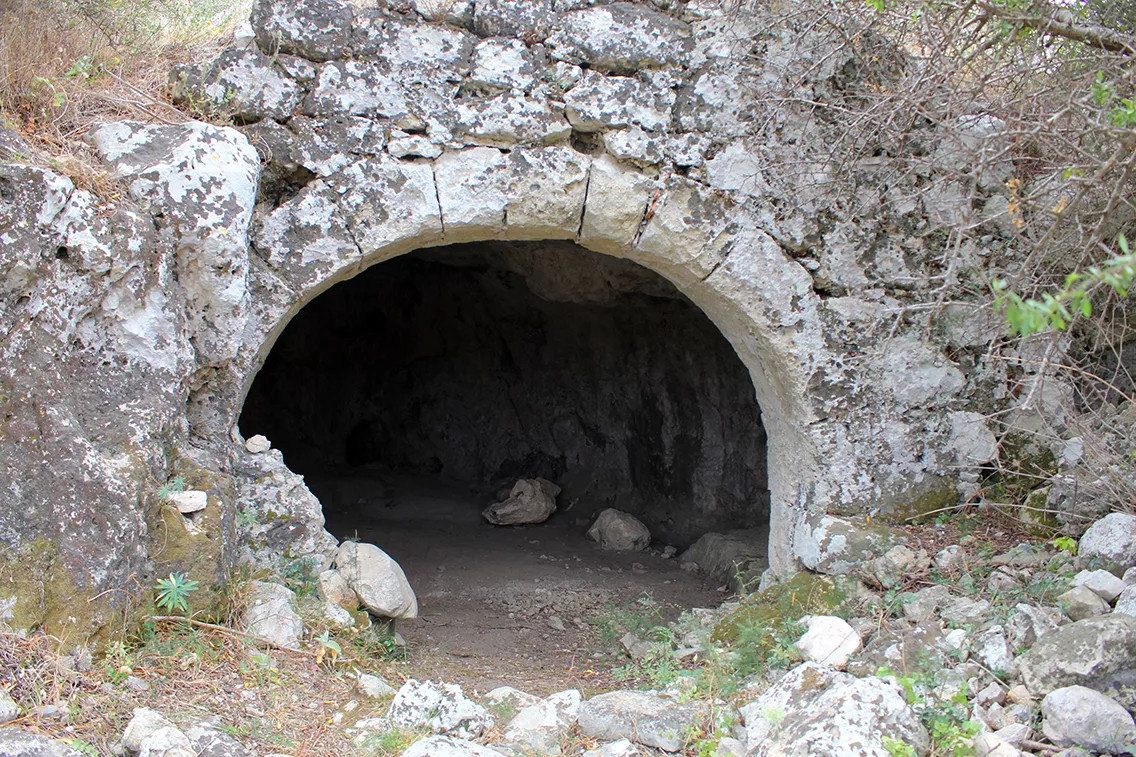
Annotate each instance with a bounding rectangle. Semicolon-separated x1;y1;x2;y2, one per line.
239;240;770;551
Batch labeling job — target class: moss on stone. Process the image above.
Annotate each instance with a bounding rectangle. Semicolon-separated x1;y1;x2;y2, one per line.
711;571;859;647
880;475;960;524
0;538;128;648
1017;486;1059;537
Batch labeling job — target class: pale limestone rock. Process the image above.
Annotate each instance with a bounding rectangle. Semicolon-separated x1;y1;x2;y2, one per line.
245;434;271;453
564;72;676;132
1042;686;1136;753
1080;513;1136;571
1057;585;1110;621
318;568;357;611
796;615;861;667
123;709;177;752
389;680;494;739
546;4;692;74
244;581;304;649
483;478;561;526
138;725;195;757
336;542;417;619
167;490;207;514
579;155;655;255
1072;568;1126;604
588;509;651;551
578;690;708;752
89;121;259;366
400;736;510;757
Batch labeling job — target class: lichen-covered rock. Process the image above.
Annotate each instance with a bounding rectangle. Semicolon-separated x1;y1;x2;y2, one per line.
469;38;536;93
1018;615;1136;707
192;49;303;123
547;4;692;74
389;680;494;739
578;690;708;752
0;728;85;757
303;61;409;118
336;541;418;619
740;663;929;757
251;0;353;61
793;513;899;575
1041;686;1136;754
89;120;259;366
564;72;676;132
472;0;551;40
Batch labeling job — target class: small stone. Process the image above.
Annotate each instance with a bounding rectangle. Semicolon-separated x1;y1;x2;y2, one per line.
1124;566;1136;585
582;739;643;757
483;479;561;526
716;737;746;757
796;615;862;667
245;435;271;453
0;690;18;723
1042;685;1136;753
317;569;358;611
902;585;953;622
546;615;566;631
971;731;1020;757
994;723;1031;747
1007;603;1060;649
357;673;397;699
323;601;354;628
168;490;207;514
977;626;1016;677
1005;685;1032;705
934;545;966;572
869;545;916;589
977;681;1006;707
125;676;150;693
941;597;992;628
1072;568;1126;603
1057;585;1110;621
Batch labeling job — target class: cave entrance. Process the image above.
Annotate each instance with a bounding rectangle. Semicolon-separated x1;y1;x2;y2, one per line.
239;240;769;680
241;239;769;547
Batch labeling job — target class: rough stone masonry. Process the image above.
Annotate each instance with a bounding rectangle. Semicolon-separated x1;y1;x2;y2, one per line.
0;0;1024;639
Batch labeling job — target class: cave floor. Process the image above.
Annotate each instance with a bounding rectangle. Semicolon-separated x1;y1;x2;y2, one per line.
319;472;726;697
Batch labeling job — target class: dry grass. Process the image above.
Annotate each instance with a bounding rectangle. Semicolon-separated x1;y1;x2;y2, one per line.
0;0;248;188
0;620;403;756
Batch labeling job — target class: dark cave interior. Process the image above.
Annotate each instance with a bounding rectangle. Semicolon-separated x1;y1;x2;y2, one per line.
239;240;770;548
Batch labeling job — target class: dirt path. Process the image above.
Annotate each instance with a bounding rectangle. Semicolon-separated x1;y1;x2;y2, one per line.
320;473;725;696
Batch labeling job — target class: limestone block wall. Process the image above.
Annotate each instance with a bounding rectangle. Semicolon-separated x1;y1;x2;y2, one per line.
0;0;1011;639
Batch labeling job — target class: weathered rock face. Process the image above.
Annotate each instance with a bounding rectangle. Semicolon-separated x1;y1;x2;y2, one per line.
0;0;1026;638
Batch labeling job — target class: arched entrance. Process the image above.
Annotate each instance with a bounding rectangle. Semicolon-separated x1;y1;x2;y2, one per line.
240;239;770;549
199;146;822;581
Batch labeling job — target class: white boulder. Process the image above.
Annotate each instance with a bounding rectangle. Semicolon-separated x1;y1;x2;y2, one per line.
336;541;418;619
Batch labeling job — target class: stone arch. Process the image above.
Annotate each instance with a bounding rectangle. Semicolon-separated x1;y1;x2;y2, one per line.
218;145;822;577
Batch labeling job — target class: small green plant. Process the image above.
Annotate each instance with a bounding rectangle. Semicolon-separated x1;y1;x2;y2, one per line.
360;727;423;757
65;739;98;757
1052;535;1078;556
154;571;200;613
313;630;342;667
157;475;188;501
883;737;917;757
